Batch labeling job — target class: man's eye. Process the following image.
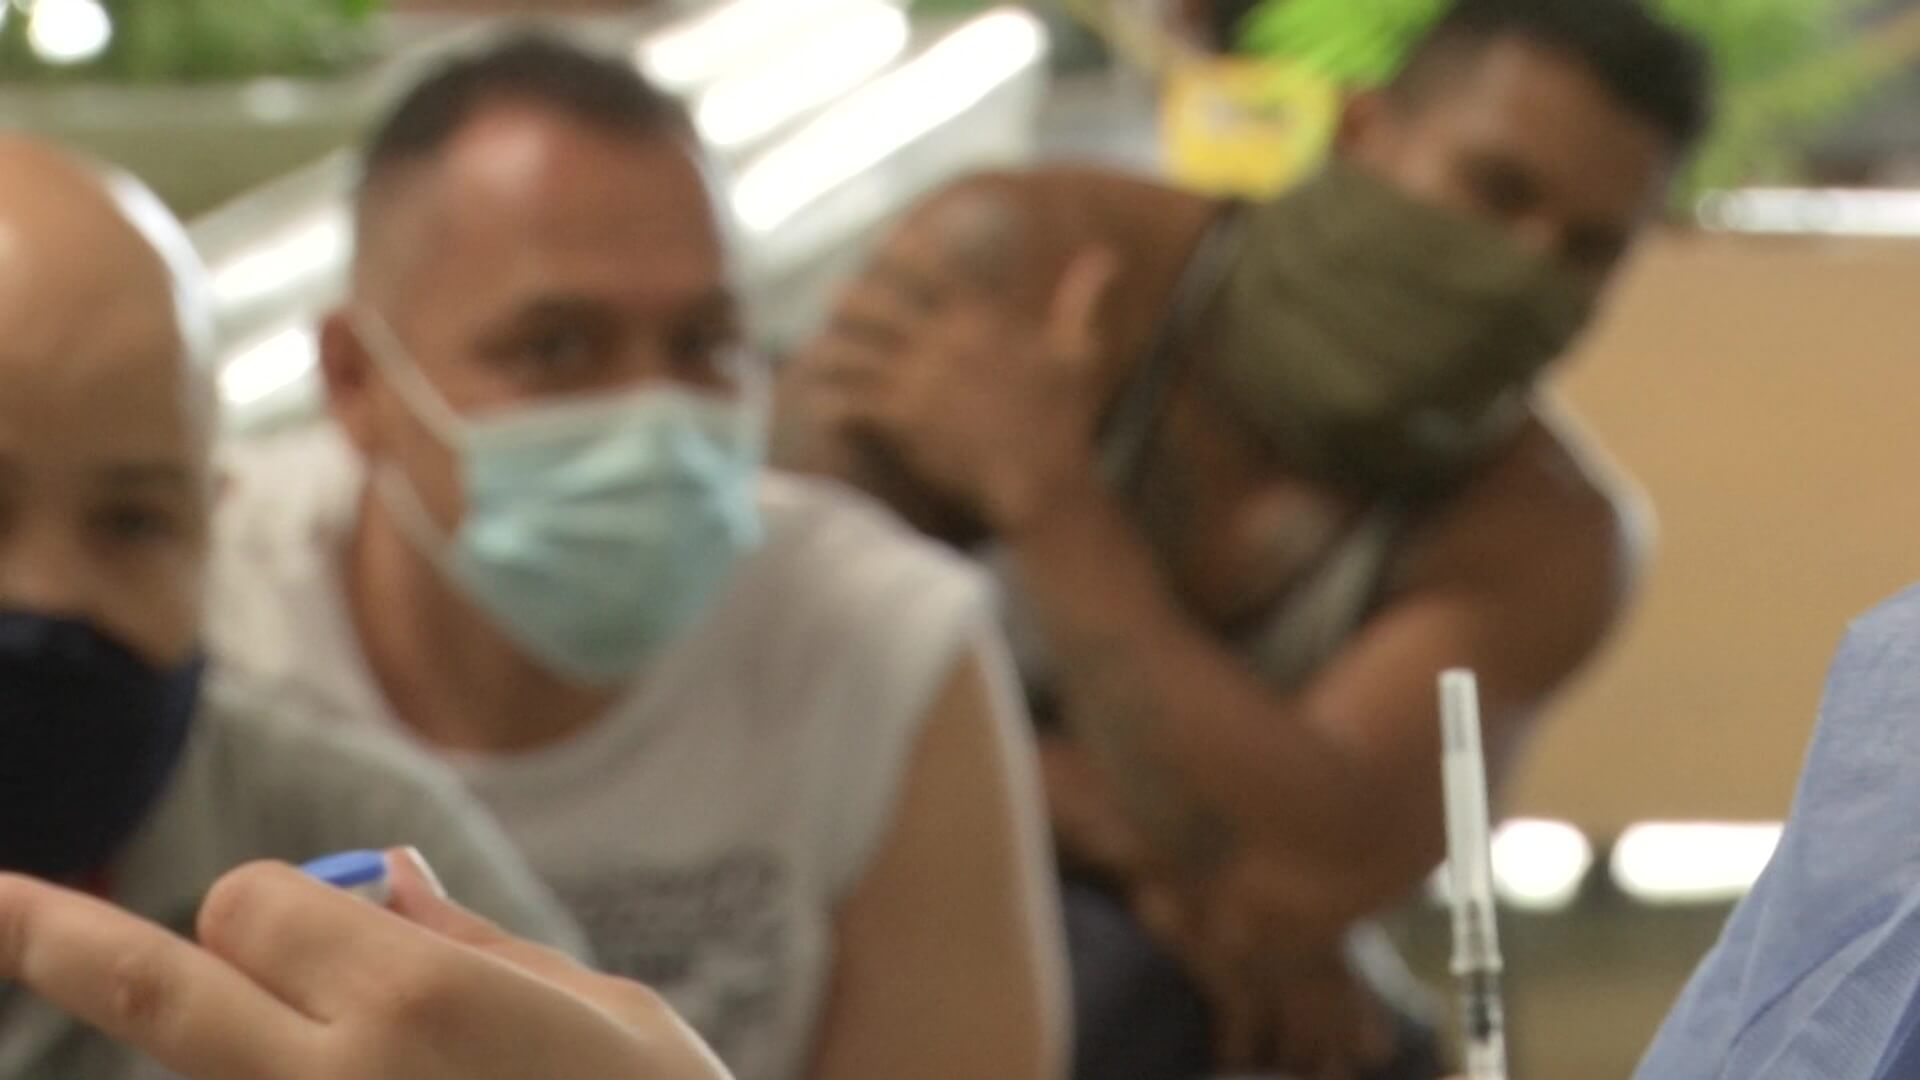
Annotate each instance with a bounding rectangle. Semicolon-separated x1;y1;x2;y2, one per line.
669;327;736;378
1463;162;1538;218
91;505;177;545
1473;177;1529;216
517;327;602;378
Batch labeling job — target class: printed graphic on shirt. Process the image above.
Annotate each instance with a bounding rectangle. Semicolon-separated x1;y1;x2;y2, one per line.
552;851;790;1067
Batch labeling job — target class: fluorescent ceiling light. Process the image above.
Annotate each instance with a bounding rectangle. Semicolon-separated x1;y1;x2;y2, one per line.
1428;818;1594;913
640;0;872;94
1698;188;1920;237
731;7;1045;235
221;325;317;409
1490;818;1594;912
209;213;349;310
694;0;910;151
1611;821;1783;906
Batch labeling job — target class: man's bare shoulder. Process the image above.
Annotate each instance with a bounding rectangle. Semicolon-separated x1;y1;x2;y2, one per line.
929;164;1193;211
1401;403;1651;654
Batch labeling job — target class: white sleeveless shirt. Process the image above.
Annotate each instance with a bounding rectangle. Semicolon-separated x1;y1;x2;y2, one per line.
207;426;1006;1080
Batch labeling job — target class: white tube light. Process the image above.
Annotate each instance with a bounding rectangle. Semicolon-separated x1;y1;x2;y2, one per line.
1428;818;1594;913
221;325;318;409
731;7;1045;236
1698;188;1920;238
694;0;910;151
639;0;872;94
209;212;349;310
1611;822;1783;906
1491;818;1594;912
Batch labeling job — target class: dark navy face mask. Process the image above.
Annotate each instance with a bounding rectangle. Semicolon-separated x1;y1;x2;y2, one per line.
0;611;201;882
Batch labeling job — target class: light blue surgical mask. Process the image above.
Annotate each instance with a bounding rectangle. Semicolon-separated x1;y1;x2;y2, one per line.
350;307;765;686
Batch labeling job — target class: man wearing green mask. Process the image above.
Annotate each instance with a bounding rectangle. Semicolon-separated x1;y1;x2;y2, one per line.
782;0;1711;1076
210;33;1063;1080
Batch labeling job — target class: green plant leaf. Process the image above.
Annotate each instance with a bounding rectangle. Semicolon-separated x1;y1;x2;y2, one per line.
1240;0;1444;85
2;0;384;83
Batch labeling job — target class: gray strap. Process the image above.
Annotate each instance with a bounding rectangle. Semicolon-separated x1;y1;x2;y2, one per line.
1100;202;1247;498
1239;501;1409;690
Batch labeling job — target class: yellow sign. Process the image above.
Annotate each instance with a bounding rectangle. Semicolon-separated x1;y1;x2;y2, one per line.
1161;57;1340;198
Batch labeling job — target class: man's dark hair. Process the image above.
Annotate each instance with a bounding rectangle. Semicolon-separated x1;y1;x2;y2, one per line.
359;30;690;196
1392;0;1713;155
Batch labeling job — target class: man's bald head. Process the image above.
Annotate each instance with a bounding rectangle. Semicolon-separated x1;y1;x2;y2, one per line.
0;137;218;667
0;138;217;445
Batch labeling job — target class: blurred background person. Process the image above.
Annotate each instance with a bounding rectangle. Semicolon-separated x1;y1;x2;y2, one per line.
206;34;1065;1080
782;1;1710;1076
0;136;580;1079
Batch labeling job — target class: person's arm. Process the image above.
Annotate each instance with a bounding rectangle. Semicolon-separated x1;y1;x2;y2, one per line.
0;853;729;1080
809;646;1068;1080
1008;418;1643;932
1038;730;1156;876
800;216;1644;935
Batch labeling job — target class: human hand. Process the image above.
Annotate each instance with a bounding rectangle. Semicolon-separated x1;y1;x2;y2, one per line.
805;246;1120;534
1132;878;1394;1078
0;850;731;1080
1041;737;1157;878
775;352;992;545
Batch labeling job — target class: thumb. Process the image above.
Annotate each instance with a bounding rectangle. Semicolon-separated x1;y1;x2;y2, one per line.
384;854;681;1036
385;847;504;949
384;848;599;989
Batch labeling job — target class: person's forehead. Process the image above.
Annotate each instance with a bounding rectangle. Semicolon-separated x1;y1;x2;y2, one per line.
1422;37;1674;214
381;106;726;308
0;330;202;478
0;214;192;391
0;146;208;476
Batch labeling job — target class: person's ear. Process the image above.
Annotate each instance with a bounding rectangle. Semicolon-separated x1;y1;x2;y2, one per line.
318;309;380;458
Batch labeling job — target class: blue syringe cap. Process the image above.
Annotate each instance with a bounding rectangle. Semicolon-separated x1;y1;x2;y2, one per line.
301;850;392;905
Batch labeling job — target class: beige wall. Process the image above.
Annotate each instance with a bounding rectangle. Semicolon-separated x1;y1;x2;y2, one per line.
1509;231;1920;835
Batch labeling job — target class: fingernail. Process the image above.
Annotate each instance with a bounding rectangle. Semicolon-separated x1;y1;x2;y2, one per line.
399;846;449;900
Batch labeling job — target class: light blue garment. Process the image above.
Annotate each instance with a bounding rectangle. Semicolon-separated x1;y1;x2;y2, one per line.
352;307;765;686
434;389;764;683
1638;584;1920;1080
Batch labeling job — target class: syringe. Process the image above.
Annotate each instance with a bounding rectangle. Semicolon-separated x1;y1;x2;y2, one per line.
1439;669;1508;1080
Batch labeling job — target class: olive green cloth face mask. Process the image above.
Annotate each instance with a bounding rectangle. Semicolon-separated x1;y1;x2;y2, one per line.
1205;161;1601;493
